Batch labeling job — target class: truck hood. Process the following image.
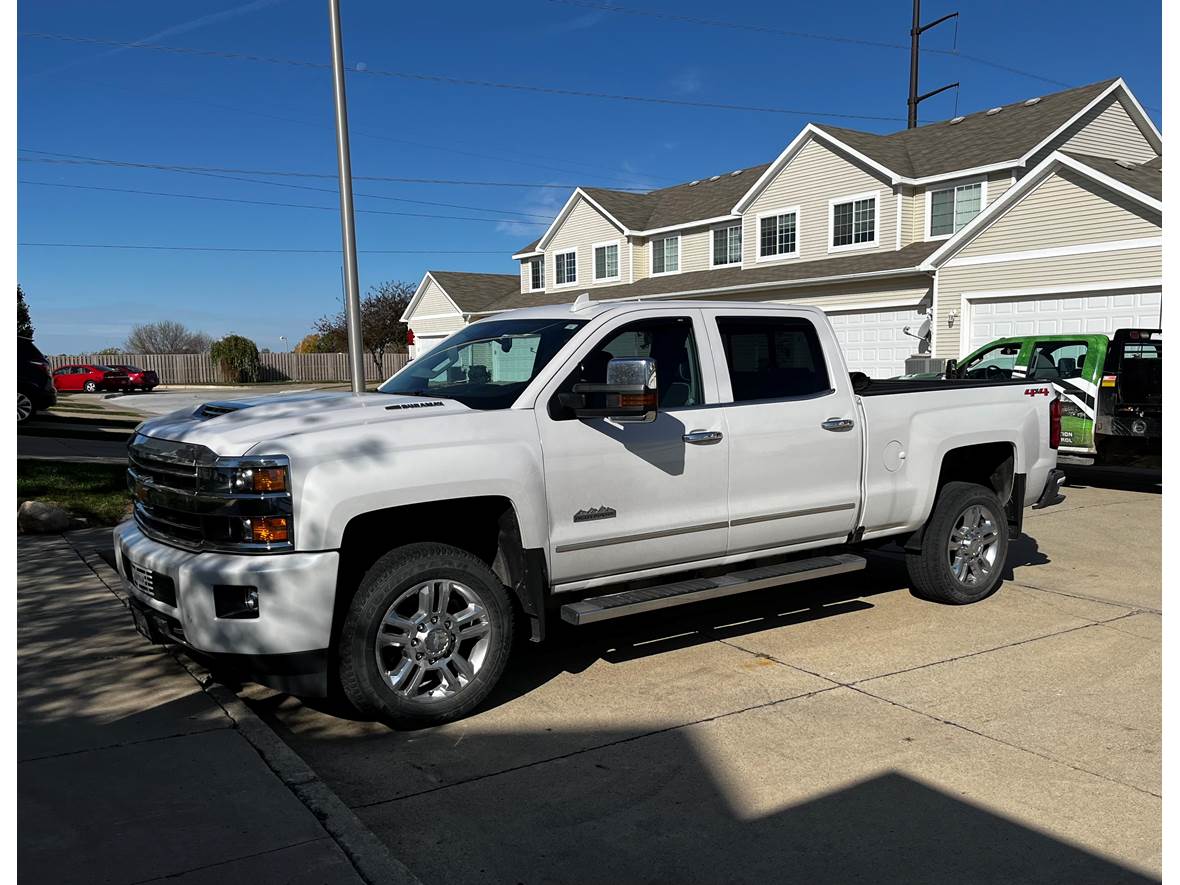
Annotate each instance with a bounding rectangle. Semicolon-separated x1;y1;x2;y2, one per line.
137;390;473;456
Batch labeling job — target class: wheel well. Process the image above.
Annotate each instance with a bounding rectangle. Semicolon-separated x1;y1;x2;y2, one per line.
331;496;524;647
936;442;1015;503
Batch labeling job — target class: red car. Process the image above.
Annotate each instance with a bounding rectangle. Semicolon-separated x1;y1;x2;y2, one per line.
110;364;159;391
52;364;131;393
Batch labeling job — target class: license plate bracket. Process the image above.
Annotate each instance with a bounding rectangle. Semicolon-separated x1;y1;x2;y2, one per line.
129;599;164;644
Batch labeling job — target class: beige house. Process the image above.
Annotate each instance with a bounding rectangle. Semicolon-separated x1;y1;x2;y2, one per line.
402;78;1161;376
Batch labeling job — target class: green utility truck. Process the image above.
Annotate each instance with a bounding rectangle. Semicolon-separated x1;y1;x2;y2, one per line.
944;329;1162;467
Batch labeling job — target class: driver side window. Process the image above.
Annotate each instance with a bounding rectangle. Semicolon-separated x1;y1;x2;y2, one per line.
552;316;703;417
961;343;1021;379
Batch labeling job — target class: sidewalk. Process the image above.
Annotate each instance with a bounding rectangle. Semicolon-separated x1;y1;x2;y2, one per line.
17;531;414;885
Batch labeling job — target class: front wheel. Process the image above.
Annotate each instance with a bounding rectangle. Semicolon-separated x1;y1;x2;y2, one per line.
338;542;514;726
83;380;97;393
17;392;34;423
906;481;1008;604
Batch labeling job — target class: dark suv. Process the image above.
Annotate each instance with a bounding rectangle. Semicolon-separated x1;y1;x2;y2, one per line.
18;337;56;423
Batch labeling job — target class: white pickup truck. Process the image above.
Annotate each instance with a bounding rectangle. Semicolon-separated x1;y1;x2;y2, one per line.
115;299;1065;724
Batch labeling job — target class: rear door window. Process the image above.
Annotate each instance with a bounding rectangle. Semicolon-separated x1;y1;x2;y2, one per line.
715;316;831;401
1027;341;1089;381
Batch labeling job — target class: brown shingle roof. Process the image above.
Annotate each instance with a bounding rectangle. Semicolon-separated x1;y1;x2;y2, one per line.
427;271;519;314
814;80;1119;178
476;242;938;315
1061;152;1162;201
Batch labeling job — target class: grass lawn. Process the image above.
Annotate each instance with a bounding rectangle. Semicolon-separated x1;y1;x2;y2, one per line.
17;460;131;526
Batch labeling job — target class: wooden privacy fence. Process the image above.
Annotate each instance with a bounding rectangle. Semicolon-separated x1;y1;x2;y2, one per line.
47;352;410;385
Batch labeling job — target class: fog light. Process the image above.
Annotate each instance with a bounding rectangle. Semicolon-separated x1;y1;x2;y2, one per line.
214;585;259;619
244;516;289;544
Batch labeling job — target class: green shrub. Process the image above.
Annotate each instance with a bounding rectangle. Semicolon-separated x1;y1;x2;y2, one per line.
210;334;262;383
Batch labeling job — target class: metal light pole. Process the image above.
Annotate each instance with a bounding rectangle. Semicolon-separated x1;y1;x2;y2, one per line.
327;0;366;393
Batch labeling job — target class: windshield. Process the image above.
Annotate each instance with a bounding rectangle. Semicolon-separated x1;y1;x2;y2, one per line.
380;318;587;409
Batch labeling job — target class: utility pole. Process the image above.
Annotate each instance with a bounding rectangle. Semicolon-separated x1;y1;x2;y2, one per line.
327;0;366;393
908;0;960;129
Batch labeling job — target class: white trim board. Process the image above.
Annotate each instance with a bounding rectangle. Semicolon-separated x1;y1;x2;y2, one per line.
944;236;1162;268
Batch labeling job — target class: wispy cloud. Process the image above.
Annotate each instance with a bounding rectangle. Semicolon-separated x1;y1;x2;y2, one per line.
547;9;608;33
33;0;288;77
668;68;703;96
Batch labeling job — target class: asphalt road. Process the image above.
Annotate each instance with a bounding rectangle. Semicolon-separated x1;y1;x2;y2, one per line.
238;480;1161;884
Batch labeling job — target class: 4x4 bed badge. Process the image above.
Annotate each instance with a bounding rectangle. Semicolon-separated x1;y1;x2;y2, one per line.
574;506;617;523
1024;387;1052;397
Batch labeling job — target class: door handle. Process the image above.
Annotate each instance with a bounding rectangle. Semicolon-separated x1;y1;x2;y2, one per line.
683;430;724;444
821;418;855;432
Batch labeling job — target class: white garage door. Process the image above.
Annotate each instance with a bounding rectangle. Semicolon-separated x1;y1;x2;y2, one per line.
827;305;926;377
968;290;1162;353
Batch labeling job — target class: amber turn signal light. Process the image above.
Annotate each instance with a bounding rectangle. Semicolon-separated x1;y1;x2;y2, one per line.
248;516;289;543
252;468;288;492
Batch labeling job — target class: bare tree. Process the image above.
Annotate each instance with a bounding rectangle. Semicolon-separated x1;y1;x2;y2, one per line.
313;280;413;375
124;321;212;353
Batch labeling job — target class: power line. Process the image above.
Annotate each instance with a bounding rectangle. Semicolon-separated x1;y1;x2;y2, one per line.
17;242;509;254
19;149;625;189
545;0;1075;89
21;31;908;122
18;179;550;225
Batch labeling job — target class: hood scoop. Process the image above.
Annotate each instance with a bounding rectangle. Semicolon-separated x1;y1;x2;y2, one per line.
193;401;253;420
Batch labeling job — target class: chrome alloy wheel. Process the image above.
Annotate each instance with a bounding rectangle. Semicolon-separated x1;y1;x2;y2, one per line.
373;579;492;700
17;392;32;422
947;503;1000;586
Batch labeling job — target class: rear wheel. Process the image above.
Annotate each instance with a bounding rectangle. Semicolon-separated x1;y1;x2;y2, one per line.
83;380;97;393
17;392;34;423
338;542;513;725
906;481;1008;604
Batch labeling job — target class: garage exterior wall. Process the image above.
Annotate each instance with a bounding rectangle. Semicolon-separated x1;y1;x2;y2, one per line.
544;197;630;293
934;245;1161;357
406;278;467;336
742;138;895;266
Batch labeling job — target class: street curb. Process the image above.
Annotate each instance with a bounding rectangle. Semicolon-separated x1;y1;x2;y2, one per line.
72;541;423;885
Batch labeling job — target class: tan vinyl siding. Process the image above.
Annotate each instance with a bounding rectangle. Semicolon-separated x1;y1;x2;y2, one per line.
678;227;711;273
768;278;931;313
520;260;531;293
407;279;466;335
631;236;649;280
986;169;1014;202
900;187;923;247
742;138;894;266
544;196;630;291
933;245;1161;357
954;169;1160;259
1026;94;1157;169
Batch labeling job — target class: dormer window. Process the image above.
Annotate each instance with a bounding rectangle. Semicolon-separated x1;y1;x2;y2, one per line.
529;258;544;291
651;235;680;275
554;249;577;286
593;241;620;282
829;192;878;252
712;224;742;266
928;180;985;238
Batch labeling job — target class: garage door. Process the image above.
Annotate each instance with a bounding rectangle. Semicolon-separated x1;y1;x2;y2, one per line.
827;305;926;378
968;290;1162;353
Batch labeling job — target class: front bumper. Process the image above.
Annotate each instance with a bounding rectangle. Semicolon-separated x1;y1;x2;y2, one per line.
113;520;339;695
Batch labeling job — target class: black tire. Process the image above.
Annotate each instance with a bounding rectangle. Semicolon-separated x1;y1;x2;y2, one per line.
906;481;1008;605
83;380;97;393
338;542;514;726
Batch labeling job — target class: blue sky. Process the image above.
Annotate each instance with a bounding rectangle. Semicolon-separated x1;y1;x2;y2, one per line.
18;0;1161;354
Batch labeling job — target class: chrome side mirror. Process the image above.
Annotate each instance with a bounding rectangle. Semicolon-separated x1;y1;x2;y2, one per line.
565;357;658;423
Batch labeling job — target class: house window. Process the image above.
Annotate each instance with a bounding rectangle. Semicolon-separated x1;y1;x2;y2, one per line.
758;211;798;259
555;250;577;286
529;259;544;291
593;242;620;281
831;194;877;249
929;181;983;237
652;235;679;275
712;224;742;266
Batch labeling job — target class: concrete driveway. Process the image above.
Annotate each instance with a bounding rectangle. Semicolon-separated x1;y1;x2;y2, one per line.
240;480;1160;883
